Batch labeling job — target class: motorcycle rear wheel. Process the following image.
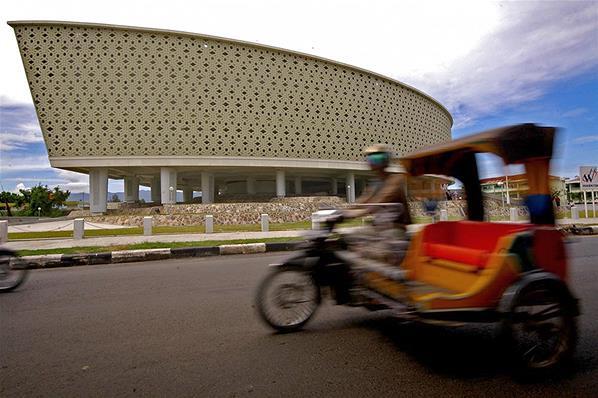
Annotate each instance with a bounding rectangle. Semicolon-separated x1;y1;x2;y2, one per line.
256;266;321;332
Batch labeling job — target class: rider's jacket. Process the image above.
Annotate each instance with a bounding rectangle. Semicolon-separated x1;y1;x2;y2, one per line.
351;172;412;227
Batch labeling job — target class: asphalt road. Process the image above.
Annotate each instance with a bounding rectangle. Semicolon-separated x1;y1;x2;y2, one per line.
1;237;597;397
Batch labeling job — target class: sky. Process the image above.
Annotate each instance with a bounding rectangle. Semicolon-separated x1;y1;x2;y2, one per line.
1;0;597;193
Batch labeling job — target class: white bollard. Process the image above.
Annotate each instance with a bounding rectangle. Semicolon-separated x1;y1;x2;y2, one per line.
440;209;448;221
73;218;85;240
510;207;518;222
205;215;214;234
0;220;7;243
143;216;153;236
311;212;319;230
571;206;579;220
261;214;269;232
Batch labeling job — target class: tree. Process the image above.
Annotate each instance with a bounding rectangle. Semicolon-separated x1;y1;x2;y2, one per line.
19;185;71;216
0;191;24;217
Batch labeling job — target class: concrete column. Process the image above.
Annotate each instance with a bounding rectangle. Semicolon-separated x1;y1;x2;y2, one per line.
201;172;213;204
73;218;84;240
160;167;177;204
210;175;216;201
0;220;8;243
143;216;153;236
89;168;108;214
331;178;338;195
261;214;269;232
124;176;140;203
183;187;193;203
276;170;286;198
311;212;320;230
205;215;214;233
151;175;161;203
294;176;302;195
247;177;256;195
346;173;356;203
510;207;518;222
440;209;448;221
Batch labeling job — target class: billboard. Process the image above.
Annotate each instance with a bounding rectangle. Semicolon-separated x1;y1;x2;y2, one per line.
580;166;598;190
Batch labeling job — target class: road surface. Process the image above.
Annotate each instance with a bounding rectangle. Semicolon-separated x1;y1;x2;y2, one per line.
1;237;597;397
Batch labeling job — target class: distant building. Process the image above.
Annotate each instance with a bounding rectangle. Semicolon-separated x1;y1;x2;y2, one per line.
565;176;597;205
480;174;566;203
9;21;452;214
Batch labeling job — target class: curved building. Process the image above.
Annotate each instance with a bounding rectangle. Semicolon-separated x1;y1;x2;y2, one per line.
9;21;452;213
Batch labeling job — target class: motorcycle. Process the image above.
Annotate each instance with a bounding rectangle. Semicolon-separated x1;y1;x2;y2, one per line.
0;249;29;292
256;124;579;373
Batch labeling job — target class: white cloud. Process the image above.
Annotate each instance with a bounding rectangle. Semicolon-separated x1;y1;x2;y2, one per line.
0;123;44;151
562;108;589;118
51;169;90;192
3;1;596;129
574;135;598;144
403;1;598;127
13;182;26;193
0;154;51;172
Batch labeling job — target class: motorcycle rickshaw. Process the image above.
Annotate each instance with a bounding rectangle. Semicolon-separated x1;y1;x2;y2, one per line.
256;123;579;372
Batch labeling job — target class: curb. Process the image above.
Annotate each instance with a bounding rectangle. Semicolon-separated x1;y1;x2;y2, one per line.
10;242;299;269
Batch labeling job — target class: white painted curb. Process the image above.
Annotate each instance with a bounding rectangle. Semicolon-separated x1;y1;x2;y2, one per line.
219;243;266;255
111;248;171;263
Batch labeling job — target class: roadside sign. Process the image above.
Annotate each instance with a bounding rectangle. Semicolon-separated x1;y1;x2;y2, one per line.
580;166;598;190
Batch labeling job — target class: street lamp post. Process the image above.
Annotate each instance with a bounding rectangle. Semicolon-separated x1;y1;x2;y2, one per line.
37;207;41;218
169;186;174;204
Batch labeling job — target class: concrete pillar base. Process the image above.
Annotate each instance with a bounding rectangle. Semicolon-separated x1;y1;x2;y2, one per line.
294;176;302;195
345;173;356;203
276;170;286;198
89;168;108;214
124;176;140;203
151;175;161;203
201;172;214;204
160;167;178;204
183;187;193;203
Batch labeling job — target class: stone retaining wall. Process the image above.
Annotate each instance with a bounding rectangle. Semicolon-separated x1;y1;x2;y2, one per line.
69;197;569;227
69;196;346;226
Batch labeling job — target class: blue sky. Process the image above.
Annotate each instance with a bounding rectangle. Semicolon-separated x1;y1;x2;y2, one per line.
1;0;597;193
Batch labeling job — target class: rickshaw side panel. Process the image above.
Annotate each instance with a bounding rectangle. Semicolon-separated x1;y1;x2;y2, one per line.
532;228;567;281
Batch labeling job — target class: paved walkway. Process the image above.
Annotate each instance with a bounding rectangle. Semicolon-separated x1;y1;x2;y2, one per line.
3;230;308;251
7;220;128;233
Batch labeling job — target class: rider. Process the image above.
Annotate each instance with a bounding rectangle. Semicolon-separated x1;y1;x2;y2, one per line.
343;144;412;233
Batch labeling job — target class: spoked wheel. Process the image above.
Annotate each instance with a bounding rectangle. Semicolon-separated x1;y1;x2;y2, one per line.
501;282;577;373
0;253;29;293
256;266;320;332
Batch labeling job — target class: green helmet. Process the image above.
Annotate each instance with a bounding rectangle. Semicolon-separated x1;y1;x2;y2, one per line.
364;144;393;168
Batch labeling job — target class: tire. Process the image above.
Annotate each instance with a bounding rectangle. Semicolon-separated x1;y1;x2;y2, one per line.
499;281;578;375
256;266;321;332
0;254;29;293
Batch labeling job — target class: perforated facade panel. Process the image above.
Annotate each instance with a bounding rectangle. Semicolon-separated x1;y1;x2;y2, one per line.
10;21;452;163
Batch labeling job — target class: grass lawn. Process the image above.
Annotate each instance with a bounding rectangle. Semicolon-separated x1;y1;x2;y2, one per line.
16;237;301;257
7;218;368;240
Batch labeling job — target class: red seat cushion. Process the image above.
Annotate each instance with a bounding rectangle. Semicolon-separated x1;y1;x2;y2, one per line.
423;221;530;252
425;243;490;268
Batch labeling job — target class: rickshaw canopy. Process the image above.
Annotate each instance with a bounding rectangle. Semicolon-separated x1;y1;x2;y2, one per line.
398;124;557;224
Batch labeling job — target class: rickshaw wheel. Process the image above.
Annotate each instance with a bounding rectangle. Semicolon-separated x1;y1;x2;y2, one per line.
499;281;577;374
256;266;321;333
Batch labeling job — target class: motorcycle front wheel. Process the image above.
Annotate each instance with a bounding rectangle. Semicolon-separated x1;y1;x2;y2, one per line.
0;253;29;293
256;266;321;332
